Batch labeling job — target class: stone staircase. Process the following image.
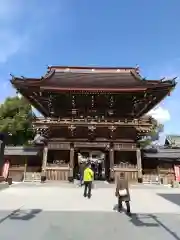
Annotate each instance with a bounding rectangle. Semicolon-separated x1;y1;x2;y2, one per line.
24;172;41;182
143;175;160;184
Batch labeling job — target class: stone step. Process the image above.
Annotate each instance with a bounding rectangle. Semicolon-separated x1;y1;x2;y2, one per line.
24;172;41;182
0;182;9;191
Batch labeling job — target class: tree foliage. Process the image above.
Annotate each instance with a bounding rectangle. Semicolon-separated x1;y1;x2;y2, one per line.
138;118;164;148
0;96;35;145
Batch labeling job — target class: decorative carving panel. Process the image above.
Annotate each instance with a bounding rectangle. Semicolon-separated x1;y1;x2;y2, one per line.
114;143;136;151
74;142;109;149
48;142;70;150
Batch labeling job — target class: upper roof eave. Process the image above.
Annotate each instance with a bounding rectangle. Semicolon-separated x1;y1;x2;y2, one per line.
10;66;177;91
47;65;138;71
11;78;176;91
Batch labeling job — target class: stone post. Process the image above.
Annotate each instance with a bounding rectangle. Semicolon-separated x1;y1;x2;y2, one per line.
109;148;114;181
42;146;48;172
41;146;48;183
136;148;142;183
69;146;74;181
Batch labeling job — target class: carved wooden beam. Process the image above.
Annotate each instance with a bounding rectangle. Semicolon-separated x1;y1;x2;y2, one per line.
108;125;116;139
68;125;76;137
88;125;96;131
88;125;96;140
71;95;76;108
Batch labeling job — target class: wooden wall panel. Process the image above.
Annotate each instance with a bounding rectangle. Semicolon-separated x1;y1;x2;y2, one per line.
46;167;69;181
9;168;25;182
114;168;138;183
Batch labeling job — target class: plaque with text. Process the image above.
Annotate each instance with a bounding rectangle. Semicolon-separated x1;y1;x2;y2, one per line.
48;142;70;150
74;142;109;148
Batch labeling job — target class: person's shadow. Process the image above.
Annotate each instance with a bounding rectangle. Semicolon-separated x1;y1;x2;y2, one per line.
113;204;158;227
113;204;120;212
113;204;180;240
129;214;158;227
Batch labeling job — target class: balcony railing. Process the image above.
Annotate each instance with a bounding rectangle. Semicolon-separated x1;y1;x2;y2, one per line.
33;116;153;127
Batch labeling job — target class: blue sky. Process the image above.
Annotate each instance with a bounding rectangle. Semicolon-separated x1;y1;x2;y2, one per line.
0;0;179;135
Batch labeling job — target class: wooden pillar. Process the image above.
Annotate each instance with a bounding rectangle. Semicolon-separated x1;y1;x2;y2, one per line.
136;148;142;183
42;146;48;172
23;157;27;182
69;145;74;179
156;165;160;183
109;148;114;181
0;140;5;177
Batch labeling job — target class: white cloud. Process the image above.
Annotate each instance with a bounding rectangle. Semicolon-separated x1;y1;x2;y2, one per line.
147;106;171;123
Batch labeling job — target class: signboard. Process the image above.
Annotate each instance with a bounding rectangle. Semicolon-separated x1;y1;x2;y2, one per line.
74;142;109;148
48;142;70;150
114;143;136;151
174;165;180;182
2;160;10;180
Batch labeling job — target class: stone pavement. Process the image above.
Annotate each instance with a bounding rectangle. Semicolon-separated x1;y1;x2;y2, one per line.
0;183;180;239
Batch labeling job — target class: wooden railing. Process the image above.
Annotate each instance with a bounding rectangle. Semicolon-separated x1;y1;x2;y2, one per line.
143;168;175;184
33;117;153;126
113;163;138;183
114;169;138;183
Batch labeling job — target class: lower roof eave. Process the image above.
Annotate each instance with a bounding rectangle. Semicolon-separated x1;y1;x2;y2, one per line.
4;146;43;156
144;152;180;160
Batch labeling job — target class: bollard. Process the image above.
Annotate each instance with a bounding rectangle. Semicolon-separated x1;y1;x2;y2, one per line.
171;181;179;188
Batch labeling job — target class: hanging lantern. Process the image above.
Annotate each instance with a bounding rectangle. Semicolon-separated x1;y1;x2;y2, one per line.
91;95;94;108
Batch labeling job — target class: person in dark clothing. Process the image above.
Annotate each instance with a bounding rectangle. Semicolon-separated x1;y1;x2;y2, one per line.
115;172;131;215
98;162;102;180
79;162;86;186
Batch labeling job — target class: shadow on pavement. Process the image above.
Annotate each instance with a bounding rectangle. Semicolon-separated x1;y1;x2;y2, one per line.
113;204;119;211
129;213;180;240
113;203;180;240
158;193;180;207
0;210;180;239
0;208;42;224
113;204;158;227
129;214;158;227
150;214;180;240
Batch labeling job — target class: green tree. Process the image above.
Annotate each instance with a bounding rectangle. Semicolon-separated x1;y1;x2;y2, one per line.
138;118;164;148
0;96;35;145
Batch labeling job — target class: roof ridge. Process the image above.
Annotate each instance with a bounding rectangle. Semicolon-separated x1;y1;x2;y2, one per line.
167;135;180;137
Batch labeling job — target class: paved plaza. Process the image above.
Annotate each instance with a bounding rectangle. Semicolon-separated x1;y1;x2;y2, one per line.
0;183;180;239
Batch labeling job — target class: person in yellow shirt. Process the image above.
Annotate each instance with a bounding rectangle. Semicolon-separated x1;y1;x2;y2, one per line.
83;162;94;198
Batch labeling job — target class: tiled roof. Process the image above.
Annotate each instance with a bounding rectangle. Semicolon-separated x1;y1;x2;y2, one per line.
143;147;180;159
4;146;42;156
165;135;180;147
